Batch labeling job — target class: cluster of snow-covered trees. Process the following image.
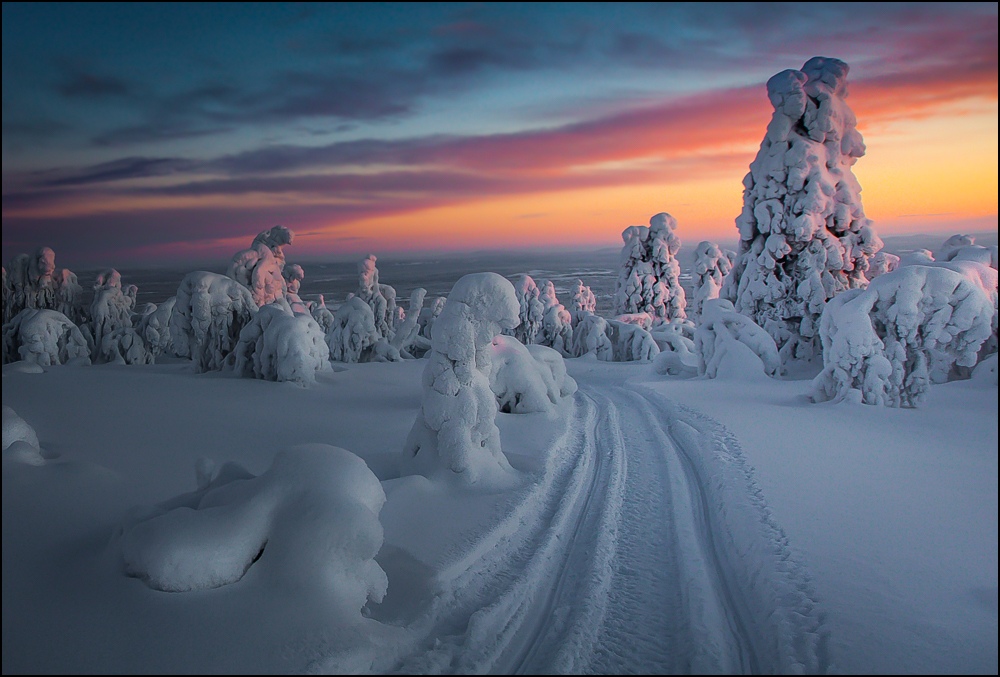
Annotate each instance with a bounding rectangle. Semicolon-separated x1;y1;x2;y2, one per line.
3;58;996;410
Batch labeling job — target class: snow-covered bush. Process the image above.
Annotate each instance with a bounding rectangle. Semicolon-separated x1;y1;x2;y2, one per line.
489;335;576;413
691;241;734;320
401;273;520;486
170;272;257;373
650;321;699;376
612;312;653;331
606;320;660;362
506;274;545;345
696;299;780;380
723;57;884;366
281;263;310;315
327;296;378;363
867;251;900;279
227;226;294;307
613;212;687;322
305;294;336;334
3;247;85;325
2;308;91;366
232;303;330;385
571;313;614;360
117;443;388;618
811;265;993;407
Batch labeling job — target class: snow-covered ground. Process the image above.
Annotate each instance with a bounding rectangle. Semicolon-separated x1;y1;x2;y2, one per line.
3;349;996;674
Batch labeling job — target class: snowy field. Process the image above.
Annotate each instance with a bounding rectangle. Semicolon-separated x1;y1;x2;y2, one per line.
3;311;996;674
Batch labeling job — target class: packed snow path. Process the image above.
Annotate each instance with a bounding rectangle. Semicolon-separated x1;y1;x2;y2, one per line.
377;385;827;675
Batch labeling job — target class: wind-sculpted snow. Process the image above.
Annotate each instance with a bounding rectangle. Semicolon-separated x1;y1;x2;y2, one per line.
614;213;687;322
116;444;388;618
489;335;577;413
232;303;330;385
723;57;883;366
170;272;257;373
377;384;827;675
696;299;781;380
401;272;520;486
812;265;993;407
2;308;91;367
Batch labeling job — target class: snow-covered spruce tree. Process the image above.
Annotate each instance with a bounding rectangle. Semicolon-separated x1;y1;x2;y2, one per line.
504;274;545;345
170;271;258;373
606;320;660;362
691;241;735;321
537;280;574;356
569;279;597;325
867;251;900;280
135;297;177;359
937;234;997;269
390;287;429;358
87;269;151;364
356;255;393;340
812;265;993;407
695;299;781;380
306;294;337;335
489;335;577;413
401;273;520;486
2;308;91;366
326;296;379;363
613;212;687;323
227;225;294;307
3;247;85;325
417;296;446;342
723;57;883;366
571;313;614;360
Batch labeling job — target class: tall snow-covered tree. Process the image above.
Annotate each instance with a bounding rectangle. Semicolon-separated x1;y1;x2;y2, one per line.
723;57;884;365
613;212;687;323
228;226;294;307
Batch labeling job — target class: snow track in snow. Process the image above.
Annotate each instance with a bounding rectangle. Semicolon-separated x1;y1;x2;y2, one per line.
380;384;828;674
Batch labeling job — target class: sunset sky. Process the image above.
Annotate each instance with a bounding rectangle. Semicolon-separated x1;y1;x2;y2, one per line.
2;2;997;268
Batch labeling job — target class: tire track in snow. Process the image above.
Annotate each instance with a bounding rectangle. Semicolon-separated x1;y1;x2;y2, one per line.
379;383;827;675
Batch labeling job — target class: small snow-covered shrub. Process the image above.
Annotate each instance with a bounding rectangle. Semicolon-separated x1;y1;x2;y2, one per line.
606;320;660;362
233;303;330;385
171;272;257;373
650;320;698;376
2;308;91;366
812;265;993;407
117;444;388;618
489;335;577;413
401;272;520;486
696;299;780;379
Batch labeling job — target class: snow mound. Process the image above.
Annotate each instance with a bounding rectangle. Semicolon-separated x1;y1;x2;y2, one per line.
812;265;993;406
232;303;330;385
2;308;91;367
696;299;780;380
402;273;520;486
2;405;44;465
490;335;577;413
117;444;388;617
171;272;258;373
971;353;998;385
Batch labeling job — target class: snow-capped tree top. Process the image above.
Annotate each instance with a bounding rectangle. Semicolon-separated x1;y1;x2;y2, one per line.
358;255;380;295
252;225;294;263
28;247;56;284
94;268;122;290
432;272;520;361
283;264;305;293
